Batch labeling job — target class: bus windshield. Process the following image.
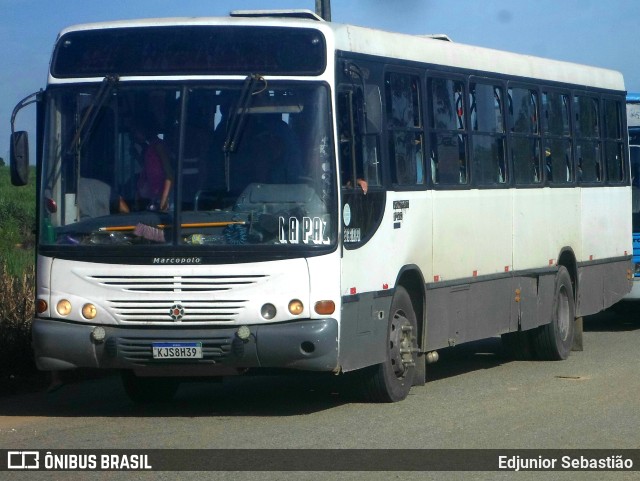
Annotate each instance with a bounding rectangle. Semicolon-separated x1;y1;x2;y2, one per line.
40;81;336;250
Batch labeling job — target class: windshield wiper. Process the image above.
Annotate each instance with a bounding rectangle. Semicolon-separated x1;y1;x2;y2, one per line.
222;74;265;190
65;75;119;156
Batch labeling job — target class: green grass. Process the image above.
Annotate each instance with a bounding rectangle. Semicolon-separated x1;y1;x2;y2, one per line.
0;165;36;276
0;165;38;388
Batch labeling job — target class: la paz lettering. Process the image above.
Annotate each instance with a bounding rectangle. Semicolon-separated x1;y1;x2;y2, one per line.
279;216;330;245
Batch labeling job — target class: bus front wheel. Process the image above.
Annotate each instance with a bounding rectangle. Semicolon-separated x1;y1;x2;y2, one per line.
361;286;418;402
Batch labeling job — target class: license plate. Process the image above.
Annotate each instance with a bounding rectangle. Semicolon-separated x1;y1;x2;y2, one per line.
152;342;203;359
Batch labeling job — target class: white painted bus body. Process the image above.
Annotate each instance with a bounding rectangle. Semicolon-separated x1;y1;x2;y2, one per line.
31;14;631;384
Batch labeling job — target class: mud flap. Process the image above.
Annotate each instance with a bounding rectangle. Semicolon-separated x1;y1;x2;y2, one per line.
571;316;584;351
412;352;426;386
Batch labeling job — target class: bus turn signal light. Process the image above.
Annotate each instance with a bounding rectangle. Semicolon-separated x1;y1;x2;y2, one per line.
314;300;335;315
35;299;48;314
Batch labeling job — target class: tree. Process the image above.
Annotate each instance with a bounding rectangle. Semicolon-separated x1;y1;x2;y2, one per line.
0;157;5;167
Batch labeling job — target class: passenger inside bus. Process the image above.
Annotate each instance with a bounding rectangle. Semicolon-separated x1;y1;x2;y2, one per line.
131;119;174;211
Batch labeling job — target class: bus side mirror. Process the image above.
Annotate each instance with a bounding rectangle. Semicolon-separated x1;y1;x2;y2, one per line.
10;131;29;186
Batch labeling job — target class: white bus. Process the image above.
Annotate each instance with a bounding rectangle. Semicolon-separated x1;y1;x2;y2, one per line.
10;10;632;403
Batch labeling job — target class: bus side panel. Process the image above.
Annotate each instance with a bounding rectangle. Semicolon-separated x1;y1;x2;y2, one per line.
424;277;512;350
579;185;633;314
535;272;556;329
513;189;581;271
514;275;541;331
576;264;604;315
339;191;432;371
576;259;632;316
462;277;511;344
339;293;392;372
432;190;512;281
581;187;632;261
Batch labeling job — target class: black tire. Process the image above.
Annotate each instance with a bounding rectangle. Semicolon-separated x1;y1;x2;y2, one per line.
361;286;418;402
531;266;575;360
121;371;179;404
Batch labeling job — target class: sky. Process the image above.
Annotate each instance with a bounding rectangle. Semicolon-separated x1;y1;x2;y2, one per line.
2;0;640;161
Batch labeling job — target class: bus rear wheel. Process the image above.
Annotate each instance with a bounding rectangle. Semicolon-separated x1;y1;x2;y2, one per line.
361;286;418;402
532;266;575;360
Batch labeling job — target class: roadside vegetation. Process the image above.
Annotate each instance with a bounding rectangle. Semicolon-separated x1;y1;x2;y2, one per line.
0;165;40;392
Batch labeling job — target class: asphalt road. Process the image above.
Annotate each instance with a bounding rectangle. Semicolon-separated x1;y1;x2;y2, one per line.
0;309;638;480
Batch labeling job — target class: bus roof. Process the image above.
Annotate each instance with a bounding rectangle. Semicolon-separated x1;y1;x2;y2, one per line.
55;14;625;92
332;23;624;91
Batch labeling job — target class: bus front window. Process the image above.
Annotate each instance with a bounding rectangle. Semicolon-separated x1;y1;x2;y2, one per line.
40;82;337;251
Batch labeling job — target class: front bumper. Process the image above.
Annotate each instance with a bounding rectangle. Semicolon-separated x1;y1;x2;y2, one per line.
32;318;339;375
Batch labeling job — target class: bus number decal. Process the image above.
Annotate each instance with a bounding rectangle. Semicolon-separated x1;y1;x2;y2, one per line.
278;217;330;245
344;228;361;243
393;200;409;229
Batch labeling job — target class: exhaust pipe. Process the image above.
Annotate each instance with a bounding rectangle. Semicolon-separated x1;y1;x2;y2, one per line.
315;0;331;21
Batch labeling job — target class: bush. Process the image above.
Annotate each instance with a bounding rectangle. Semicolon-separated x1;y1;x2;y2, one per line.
0;261;36;381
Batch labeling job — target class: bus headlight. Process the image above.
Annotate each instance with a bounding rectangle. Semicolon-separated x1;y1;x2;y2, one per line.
82;303;98;320
288;299;304;316
56;299;72;316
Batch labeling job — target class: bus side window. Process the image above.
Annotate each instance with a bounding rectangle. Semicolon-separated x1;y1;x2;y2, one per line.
542;91;573;185
575;95;602;183
511;87;542;185
469;82;507;186
631;146;640;188
428;77;468;186
386;72;424;186
338;89;381;192
338;91;356;188
604;99;625;183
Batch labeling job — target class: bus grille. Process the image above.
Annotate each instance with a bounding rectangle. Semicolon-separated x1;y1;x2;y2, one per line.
88;274;266;292
84;273;268;324
108;299;246;323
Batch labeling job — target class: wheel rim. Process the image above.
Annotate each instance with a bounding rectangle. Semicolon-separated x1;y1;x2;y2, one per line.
556;285;571;341
389;311;415;379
